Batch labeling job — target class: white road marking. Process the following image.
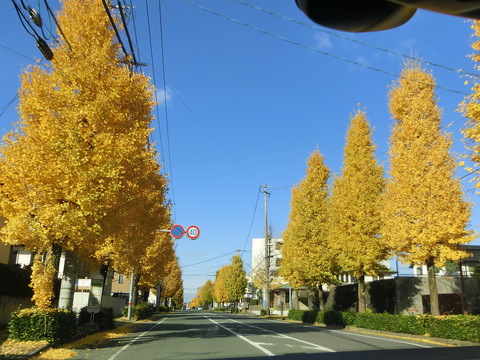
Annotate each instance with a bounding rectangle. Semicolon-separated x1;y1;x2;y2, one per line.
228;318;336;353
327;329;431;348
206;316;275;356
107;317;168;360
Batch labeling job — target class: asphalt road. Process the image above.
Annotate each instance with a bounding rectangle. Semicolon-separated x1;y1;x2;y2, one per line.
70;311;480;360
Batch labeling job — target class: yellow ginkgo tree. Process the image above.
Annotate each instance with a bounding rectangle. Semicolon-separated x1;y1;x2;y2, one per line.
462;20;480;192
280;150;337;310
329;109;385;313
0;0;170;309
384;61;473;316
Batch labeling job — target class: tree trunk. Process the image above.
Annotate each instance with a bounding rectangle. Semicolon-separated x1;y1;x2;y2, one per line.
294;289;299;310
318;285;325;312
426;258;440;316
358;275;366;312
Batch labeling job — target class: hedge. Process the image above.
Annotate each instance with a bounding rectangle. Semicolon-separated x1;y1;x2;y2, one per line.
122;303;154;320
8;307;77;344
286;310;480;342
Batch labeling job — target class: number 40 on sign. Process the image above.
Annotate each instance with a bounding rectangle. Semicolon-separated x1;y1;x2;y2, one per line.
186;225;200;240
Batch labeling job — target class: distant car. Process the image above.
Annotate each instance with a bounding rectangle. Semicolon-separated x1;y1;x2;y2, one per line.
197;306;204;311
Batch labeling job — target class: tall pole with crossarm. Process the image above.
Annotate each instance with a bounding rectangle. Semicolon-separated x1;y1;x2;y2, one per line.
263;185;270;315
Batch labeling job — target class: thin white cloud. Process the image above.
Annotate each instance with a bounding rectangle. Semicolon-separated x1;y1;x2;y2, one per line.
314;33;333;50
156;88;172;105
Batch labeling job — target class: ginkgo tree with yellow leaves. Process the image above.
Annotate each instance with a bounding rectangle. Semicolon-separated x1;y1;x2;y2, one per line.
0;0;171;309
161;256;183;308
280;150;337;311
329;109;385;313
214;265;230;306
462;20;480;192
383;61;473;316
198;280;215;309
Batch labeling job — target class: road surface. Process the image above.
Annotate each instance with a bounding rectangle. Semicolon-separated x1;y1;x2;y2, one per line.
70;311;480;359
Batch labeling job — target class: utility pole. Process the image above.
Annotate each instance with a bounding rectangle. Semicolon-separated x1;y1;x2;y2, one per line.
263;185;270;315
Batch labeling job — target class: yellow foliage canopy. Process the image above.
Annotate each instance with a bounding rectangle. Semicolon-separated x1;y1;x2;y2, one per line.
462;20;480;192
383;62;473;267
329;110;386;278
281;150;336;289
214;265;230;304
0;0;171;307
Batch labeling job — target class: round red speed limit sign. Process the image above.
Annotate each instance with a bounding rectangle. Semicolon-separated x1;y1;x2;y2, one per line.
186;225;200;240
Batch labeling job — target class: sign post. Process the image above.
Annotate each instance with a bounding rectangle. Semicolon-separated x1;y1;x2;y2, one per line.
87;273;104;323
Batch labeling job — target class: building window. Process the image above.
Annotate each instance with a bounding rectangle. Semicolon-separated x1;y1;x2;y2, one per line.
416;267;423;276
119;275;124;284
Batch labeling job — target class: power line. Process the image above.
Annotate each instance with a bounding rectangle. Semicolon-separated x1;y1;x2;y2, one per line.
181;250;238;268
180;0;470;96
0;43;34;61
158;0;176;214
101;0;130;64
0;94;18;119
236;0;480;80
145;0;165;160
117;0;138;66
43;0;72;51
144;72;261;186
241;186;261;256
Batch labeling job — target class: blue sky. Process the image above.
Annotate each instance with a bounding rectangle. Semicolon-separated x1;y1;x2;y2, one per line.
1;1;480;302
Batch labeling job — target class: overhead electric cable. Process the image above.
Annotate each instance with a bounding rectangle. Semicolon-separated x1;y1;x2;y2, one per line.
117;0;138;66
158;0;176;210
129;0;141;64
11;0;42;39
0;94;18;119
0;43;34;60
241;187;261;256
180;0;470;96
43;0;72;50
101;0;129;62
167;82;261;185
181;250;238;268
144;0;166;166
236;0;480;79
138;45;261;186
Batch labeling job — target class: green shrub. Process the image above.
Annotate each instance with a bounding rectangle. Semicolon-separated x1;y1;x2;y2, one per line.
214;307;226;312
287;310;304;321
260;308;267;316
8;307;76;344
123;303;154;320
353;313;427;335
78;307;115;330
322;311;356;326
285;310;480;343
428;315;480;342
